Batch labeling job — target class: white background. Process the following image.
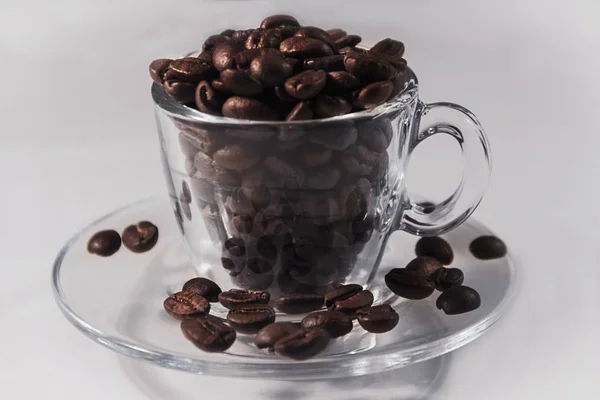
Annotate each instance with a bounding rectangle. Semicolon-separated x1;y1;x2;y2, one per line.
1;0;599;398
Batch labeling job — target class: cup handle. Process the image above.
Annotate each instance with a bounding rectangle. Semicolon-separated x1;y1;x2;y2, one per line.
399;101;492;236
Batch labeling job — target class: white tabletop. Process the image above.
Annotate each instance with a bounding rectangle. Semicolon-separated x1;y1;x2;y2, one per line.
2;0;599;398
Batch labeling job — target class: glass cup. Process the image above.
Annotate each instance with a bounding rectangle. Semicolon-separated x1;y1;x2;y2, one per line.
153;65;491;297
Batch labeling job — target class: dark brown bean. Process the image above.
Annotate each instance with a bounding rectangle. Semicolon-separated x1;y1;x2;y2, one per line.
245;29;265;50
197;51;214;64
222;96;279;121
280;37;334;59
87;230;121;257
259;28;284;49
260;14;300;29
353;80;394;109
300;145;332;167
274;293;324;314
325;71;360;93
303;167;341;190
182;277;222;302
327;28;347;40
250;54;294;87
285;70;327;100
213;145;261;172
356;304;399;333
344;52;397;83
431;268;465;292
315;94;352;118
469;236;507;260
356;119;393;153
324;284;363;308
405;256;444;277
286;101;314;121
202;34;230;52
218;288;270;310
310;123;357;150
168;57;215;83
295;26;338;51
226;304;276;334
212;42;240;71
415;237;454;265
335;34;362;48
385;268;435;300
163;291;210;320
304;55;345;72
436;286;481;315
274;328;330;360
180;315;236;352
195;80;224;115
331;290;374;315
371;38;405;57
163;80;196;104
221;29;235;37
219;69;263;97
301;310;352;338
122;221;159;253
263;156;305;189
255;322;301;350
149;58;172;84
231;29;255;43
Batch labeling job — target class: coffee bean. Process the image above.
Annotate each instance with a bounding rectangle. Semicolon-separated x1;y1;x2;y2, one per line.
195;80;224;115
385;268;435;300
436;286;481;315
315;94;352;118
371;38;405;57
301;145;332;167
87;230;121;257
275;293;324;314
286;101;314;121
163;80;196;103
260;14;300;29
331;290;374;315
369;51;407;70
356;304;399;333
250;54;294;87
324;284;363;308
231;29;255;43
280;37;334;59
218;288;270;310
274;327;330;360
202;34;230;52
197;51;214;65
304;167;341;190
245;29;265;50
223;237;246;257
219;69;263;97
431;267;465;291
168;57;215;83
222;96;279;121
356;119;392;153
335;34;362;49
353;80;394;109
340;143;379;176
304;55;345;72
258;28;284;49
180;315;236;352
212;145;261;173
122;221;159;253
255;322;301;350
301;310;352;338
264;156;305;189
415;237;454;265
469;236;507;260
163;291;210;320
221;29;235;37
212;42;240;71
211;78;228;93
325;71;360;94
295;26;338;51
327;28;347;40
149;58;172;84
310;123;357;150
405;256;443;277
285;70;327;100
234;49;261;69
182;277;222;302
226;304;276;334
344;52;397;83
339;179;373;218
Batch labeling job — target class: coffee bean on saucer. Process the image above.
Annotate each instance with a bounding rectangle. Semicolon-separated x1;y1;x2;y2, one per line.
274;293;324;314
431;267;465;292
335;34;362;49
250;54;294;87
285;70;327;100
405;256;443;277
149;58;172;84
222;96;279;121
226;304;276;334
326;28;347;40
303;55;345;72
182;277;222;302
324;284;363;308
301;310;352;338
218;289;270;310
315;94;352;118
87;230;121;257
122;221;159;253
274;327;330;360
353;80;393;109
415;237;454;265
356;304;399;333
286;101;314;121
280;37;334;59
331;290;374;315
469;236;507;260
436;286;481;315
163;291;210;320
255;322;301;350
385;268;435;300
260;14;300;29
219;69;263;97
163;80;196;104
181;315;236;352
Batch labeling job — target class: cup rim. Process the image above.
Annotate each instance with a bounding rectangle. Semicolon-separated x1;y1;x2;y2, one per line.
152;63;419;126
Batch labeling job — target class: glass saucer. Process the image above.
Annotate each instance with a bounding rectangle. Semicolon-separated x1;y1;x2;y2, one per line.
52;196;517;380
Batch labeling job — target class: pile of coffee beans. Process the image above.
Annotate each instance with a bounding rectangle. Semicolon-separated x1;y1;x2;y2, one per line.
87;221;159;257
150;14;407;121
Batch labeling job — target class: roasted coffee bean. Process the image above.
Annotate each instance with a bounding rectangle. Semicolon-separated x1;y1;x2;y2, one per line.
301;145;332;167
163;291;210;320
221;29;235;37
260;14;300;29
340;143;379;176
469;236;507;260
218;288;270;310
285;70;327;100
195;80;224;115
335;34;361;48
149;58;172;84
212;42;240;71
286;101;314;121
197;51;214;64
405;256;443;277
274;293;324;314
301;310;352;337
122;221;159;253
250;54;294;87
436;286;481;315
87;230;121;257
221;239;245;274
222;96;279;121
303;167;341;190
181;201;192;220
310;123;357;150
202;34;230;52
258;28;284;49
344;52;397;83
325;71;360;94
213;145;261;172
415;237;454;265
231;29;255;43
298;194;342;223
371;38;405;57
264;156;305;189
356;119;392;153
211;78;228;93
226;304;276;334
219;69;263;96
315;94;352;118
327;28;347;40
273;84;298;107
163;80;196;103
385;268;435;300
304;55;345;72
274;327;330;360
324;284;363;308
331;290;374;315
245;29;265;50
353;80;394;109
431;267;465;292
295;26;338;51
280;37;334;59
168;57;215;83
255;322;301;350
356;304;399;333
180;315;236;352
182;277;222;302
235;48;261;69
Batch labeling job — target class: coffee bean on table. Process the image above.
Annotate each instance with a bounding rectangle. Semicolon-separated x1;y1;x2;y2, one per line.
87;230;121;257
286;101;314;121
324;284;363;308
405;256;443;277
469;236;507;260
181;315;236;352
213;145;261;172
219;69;263;97
218;288;270;310
356;304;399;333
326;28;347;40
315;94;352;118
385;268;435;300
260;14;300;29
149;58;172;84
371;38;405;57
331;290;374;315
353;80;394;109
274;327;330;360
250;54;294;87
226;304;276;334
163;80;196;103
255;322;301;350
280;37;334;59
274;293;324;314
222;96;279;121
415;237;454;265
344;52;397;83
301;310;352;337
325;71;360;94
163;291;210;320
431;267;465;292
285;70;327;100
122;221;159;253
335;34;362;49
436;286;481;315
182;277;222;302
304;55;345;72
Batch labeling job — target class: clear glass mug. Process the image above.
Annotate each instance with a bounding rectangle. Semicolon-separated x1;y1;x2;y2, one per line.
153;65;491;298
